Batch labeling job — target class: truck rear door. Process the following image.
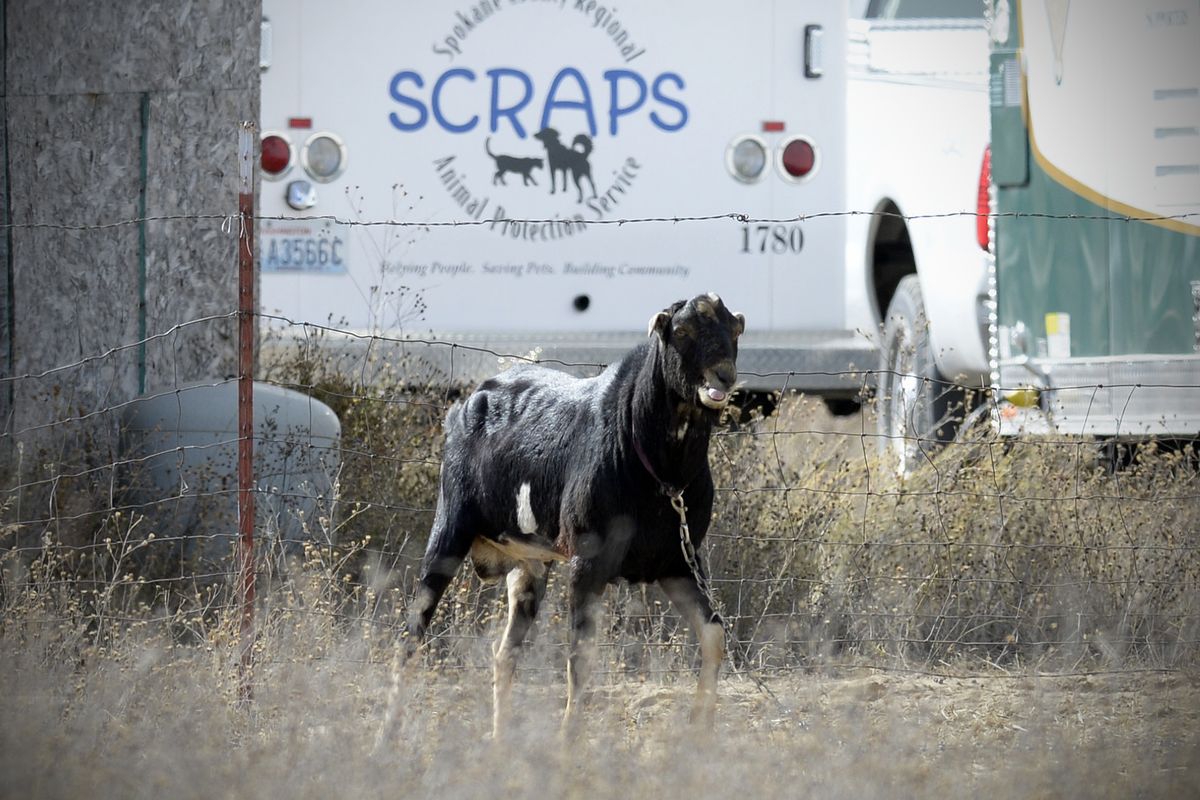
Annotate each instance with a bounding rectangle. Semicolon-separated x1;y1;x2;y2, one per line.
259;0;848;345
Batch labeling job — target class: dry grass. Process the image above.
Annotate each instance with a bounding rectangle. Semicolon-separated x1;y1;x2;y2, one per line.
1;608;1197;799
3;358;1200;798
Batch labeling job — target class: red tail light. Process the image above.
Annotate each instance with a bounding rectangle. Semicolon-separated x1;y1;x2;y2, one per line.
261;134;292;177
780;137;817;180
977;146;991;251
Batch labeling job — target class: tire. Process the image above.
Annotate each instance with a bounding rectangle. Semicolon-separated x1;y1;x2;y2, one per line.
876;275;964;475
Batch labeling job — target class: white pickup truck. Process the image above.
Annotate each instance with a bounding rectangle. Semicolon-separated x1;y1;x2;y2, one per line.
846;0;993;473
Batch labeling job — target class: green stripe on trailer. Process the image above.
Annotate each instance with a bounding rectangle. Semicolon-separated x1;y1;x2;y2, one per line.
990;0;1200;438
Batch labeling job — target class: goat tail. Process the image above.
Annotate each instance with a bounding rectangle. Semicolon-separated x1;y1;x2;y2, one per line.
571;133;593;157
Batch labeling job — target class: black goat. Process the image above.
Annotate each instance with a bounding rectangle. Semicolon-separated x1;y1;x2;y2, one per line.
406;294;745;733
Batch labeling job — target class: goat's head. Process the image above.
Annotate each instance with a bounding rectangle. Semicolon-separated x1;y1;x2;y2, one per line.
648;293;746;412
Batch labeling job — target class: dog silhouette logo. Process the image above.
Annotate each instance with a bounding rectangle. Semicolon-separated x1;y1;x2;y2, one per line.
532;128;598;203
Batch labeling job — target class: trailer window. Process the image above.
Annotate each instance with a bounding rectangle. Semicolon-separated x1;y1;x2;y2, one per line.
866;0;986;18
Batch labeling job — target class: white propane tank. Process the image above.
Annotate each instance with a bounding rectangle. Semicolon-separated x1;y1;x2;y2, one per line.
120;382;340;572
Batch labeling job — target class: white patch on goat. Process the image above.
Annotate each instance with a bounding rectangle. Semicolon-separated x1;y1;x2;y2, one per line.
676;419;689;441
516;482;537;534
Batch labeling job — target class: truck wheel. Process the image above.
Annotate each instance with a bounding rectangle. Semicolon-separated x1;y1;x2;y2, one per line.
877;275;963;475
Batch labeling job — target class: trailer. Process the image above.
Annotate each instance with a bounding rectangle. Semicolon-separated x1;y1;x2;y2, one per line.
258;0;871;394
989;0;1200;437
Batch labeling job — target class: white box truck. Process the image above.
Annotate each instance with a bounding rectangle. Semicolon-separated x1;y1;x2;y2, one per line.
258;0;874;397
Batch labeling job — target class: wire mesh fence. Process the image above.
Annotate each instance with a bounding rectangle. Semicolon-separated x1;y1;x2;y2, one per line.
3;298;1198;692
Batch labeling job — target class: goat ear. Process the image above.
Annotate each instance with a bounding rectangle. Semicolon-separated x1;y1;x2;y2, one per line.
647;310;672;339
732;312;746;338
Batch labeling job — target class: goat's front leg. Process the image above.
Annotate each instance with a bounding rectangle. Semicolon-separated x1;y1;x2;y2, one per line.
660;575;724;727
562;573;602;737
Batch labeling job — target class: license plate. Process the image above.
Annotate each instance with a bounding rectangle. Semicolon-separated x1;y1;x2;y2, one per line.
261;218;349;274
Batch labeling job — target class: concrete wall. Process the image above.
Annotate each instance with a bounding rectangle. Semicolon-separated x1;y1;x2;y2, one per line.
1;0;259;532
3;0;259;414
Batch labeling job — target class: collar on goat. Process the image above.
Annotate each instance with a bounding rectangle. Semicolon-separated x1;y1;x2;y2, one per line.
632;433;689;500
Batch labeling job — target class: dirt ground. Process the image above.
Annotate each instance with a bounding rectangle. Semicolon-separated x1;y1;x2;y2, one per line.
389;666;1200;799
695;669;1200;797
5;633;1195;800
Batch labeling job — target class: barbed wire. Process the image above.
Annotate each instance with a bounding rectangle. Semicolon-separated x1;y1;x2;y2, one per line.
2;207;1198;234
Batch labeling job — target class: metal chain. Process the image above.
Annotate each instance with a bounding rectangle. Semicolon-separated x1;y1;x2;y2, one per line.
668;492;788;712
670;493;719;614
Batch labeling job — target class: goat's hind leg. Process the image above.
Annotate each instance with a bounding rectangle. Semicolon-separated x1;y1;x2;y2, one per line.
492;564;546;736
660;575;725;727
377;508;473;752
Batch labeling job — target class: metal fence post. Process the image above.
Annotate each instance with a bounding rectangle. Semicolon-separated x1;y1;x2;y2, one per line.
236;121;257;705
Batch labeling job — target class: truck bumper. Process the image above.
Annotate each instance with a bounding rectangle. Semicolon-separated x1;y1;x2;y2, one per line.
266;328;878;396
997;355;1200;437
